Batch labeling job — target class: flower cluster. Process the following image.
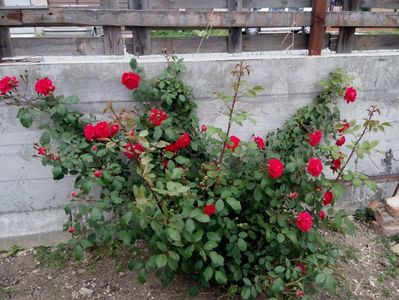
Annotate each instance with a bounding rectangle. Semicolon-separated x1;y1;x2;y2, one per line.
35;78;56;96
148;108;168;126
0;76;19;95
165;132;191;153
84;121;120;141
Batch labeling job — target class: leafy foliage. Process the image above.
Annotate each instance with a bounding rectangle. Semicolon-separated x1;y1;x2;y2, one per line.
0;57;390;299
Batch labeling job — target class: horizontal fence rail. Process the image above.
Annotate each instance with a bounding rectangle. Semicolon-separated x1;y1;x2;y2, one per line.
1;9;399;28
0;0;398;60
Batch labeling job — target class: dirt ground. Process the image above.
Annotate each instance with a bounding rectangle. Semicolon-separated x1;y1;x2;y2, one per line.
1;221;398;300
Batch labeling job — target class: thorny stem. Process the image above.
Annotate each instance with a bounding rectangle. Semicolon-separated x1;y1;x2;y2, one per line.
324;106;379;196
218;60;246;165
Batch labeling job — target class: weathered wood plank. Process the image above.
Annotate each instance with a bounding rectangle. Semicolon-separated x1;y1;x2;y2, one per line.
228;0;242;53
129;0;152;56
101;0;124;55
147;0;312;9
329;34;399;51
12;37;105;56
337;0;360;53
0;0;14;61
360;0;399;9
0;9;398;28
308;0;327;56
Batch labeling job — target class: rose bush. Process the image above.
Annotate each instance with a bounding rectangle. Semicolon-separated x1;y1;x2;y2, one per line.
0;56;390;299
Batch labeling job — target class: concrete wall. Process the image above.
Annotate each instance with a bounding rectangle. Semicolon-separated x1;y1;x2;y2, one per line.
0;52;398;246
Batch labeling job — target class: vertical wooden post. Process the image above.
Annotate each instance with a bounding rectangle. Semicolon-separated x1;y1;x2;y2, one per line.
0;0;14;61
228;0;242;53
308;0;328;56
336;0;360;53
101;0;124;55
128;0;151;56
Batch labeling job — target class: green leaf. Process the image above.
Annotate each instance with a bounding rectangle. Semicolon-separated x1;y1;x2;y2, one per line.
204;241;218;251
277;233;285;243
352;178;362;188
365;180;377;192
215;270;227;284
241;287;251;300
19;110;33;128
62;95;79;104
137;269;147;284
80;239;93;249
271;278;284;294
316;273;326;285
185;219;195;233
129;58;138;70
73;245;84;261
90;207;102;221
226;198;241;211
153;126;162;141
253;188;262;201
40;132;51;145
209;251;224;267
203;266;214;282
166;228;181;242
237;238;247;251
122;211;133;224
194;214;210;223
156;254;168;268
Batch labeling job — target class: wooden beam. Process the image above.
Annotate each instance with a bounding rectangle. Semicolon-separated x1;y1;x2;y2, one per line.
101;0;124;55
337;0;360;53
360;0;399;9
147;0;313;9
0;0;14;61
308;0;327;56
0;9;398;28
128;0;151;56
228;0;242;53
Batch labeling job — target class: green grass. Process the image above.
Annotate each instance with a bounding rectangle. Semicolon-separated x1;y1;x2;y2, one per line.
151;29;228;38
377;236;399;283
34;244;72;269
0;288;12;300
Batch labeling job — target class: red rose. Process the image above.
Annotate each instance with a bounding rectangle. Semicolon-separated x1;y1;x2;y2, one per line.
308;130;322;147
296;290;304;298
129;130;135;137
337;121;350;133
344;86;357;103
110;123;120;136
226;135;240;152
67;227;76;234
323;191;334;205
296;262;306;274
165;143;178;153
91;145;97;151
148;108;167;126
306;157;323;177
94;121;112;139
290;192;298;199
203;203;216;216
163;160;169;169
176;132;191;149
331;157;342;172
318;210;326;220
124;143;144;160
268;158;284;179
94;170;103;178
71;191;78;198
37;147;47;155
84;124;96;141
336;135;346;146
201;125;207;132
0;76;19;95
121;72;141;90
35;78;55;96
295;211;313;232
253;136;266;149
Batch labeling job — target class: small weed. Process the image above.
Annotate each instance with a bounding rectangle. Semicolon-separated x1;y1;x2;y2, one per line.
34;244;72;269
0;287;12;300
8;245;22;257
353;208;375;223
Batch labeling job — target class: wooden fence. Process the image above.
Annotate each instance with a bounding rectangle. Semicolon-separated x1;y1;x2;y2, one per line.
0;0;398;61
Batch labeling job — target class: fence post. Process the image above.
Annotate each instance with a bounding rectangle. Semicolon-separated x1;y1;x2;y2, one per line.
0;0;14;62
128;0;151;56
308;0;327;56
101;0;124;55
228;0;243;53
336;0;360;53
